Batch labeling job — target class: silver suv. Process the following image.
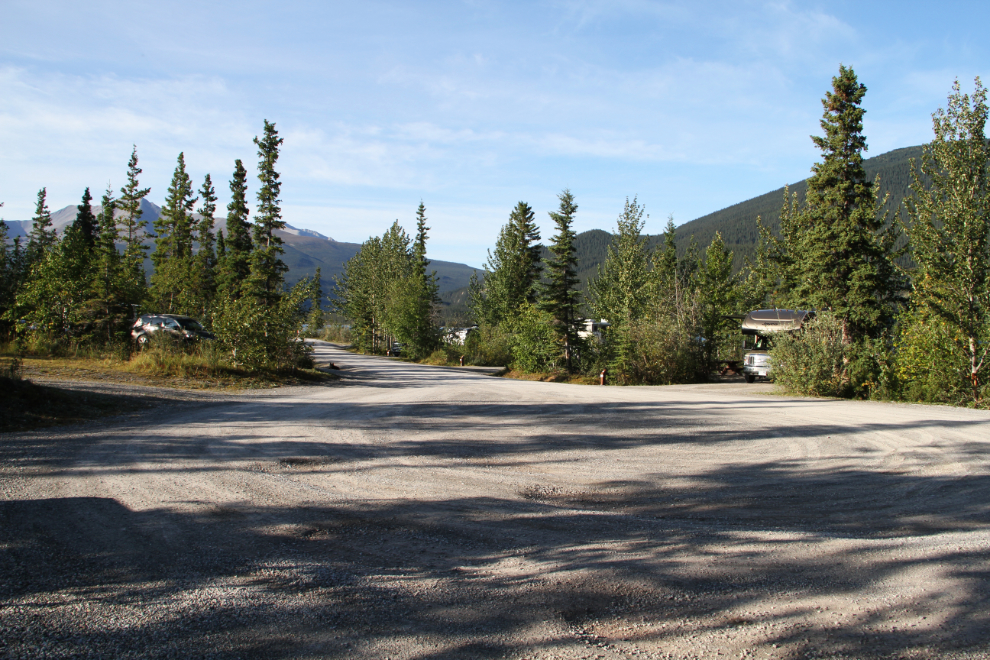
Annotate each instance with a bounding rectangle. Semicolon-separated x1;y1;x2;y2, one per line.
131;314;214;347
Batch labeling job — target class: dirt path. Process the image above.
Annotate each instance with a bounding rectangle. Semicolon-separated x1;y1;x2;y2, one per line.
3;340;990;659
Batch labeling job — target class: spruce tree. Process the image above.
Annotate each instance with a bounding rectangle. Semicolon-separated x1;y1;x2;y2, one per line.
217;159;253;299
408;202;441;355
151;152;198;313
905;78;990;402
538;189;581;372
90;185;127;340
27;187;57;265
247;120;288;306
696;231;738;371
787;65;903;343
75;187;98;249
117;146;151;302
468;201;542;326
589;197;651;377
192;174;218;314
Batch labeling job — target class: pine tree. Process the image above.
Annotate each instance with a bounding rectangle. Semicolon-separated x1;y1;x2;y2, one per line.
247;120;288;306
696;231;738;371
75;187;98;249
27;187;57;265
589;197;651;376
192;174;218;315
468;201;542;326
59;188;99;290
117;146;151;303
643;216;679;321
589;197;650;330
216;159;253;299
90;185;128;340
538;189;581;372
151;152;198;313
406;202;441;355
905;78;990;402
787;65;904;343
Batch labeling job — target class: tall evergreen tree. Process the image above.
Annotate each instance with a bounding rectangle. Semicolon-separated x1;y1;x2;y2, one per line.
645;216;680;320
405;202;441;355
468;201;542;326
589;197;650;329
247;120;288;306
905;78;990;402
74;187;98;249
151;152;198;313
785;65;904;343
192;173;218;314
696;231;739;371
217;159;253;299
116;146;151;302
27;187;57;265
589;197;651;376
89;185;128;340
538;189;581;372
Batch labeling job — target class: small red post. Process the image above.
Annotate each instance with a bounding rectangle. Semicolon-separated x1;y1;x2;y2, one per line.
459;355;465;366
600;368;608;385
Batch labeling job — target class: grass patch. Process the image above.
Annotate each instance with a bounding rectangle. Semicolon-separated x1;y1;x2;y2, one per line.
501;369;599;385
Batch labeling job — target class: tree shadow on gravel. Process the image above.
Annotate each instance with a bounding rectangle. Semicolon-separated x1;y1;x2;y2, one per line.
2;480;990;659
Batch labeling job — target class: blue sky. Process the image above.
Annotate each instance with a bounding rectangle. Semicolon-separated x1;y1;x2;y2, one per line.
1;1;987;266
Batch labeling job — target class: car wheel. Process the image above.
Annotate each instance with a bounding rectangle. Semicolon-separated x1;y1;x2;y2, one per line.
136;334;150;348
744;374;756;384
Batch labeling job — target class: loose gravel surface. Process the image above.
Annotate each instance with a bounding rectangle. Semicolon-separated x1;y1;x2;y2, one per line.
3;340;990;659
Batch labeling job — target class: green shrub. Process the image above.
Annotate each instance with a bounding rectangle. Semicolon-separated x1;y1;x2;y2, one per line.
769;312;847;397
505;304;561;372
895;310;987;405
463;324;513;367
211;286;311;372
618;318;706;385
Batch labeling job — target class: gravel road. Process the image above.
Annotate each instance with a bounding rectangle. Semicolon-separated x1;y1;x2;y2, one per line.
3;340;990;659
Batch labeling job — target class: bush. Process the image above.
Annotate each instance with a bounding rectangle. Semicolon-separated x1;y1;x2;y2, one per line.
769;312;847;397
463;324;513;367
211;286;311;372
505;304;562;372
616;318;706;385
895;311;987;405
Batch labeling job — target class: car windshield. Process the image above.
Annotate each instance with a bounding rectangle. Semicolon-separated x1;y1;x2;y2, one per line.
754;334;773;350
177;319;205;332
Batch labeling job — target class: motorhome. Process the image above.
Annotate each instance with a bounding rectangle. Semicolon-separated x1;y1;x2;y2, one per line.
741;309;814;383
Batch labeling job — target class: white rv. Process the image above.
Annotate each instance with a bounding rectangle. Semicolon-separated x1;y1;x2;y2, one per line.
741;309;814;383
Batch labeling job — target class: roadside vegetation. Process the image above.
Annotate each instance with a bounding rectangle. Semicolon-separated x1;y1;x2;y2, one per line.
0;120;332;427
3;68;989;407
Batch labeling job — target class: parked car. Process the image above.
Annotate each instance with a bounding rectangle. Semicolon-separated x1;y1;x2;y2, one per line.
131;314;215;347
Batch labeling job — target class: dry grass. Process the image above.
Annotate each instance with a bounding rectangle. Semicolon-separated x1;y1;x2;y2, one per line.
501;369;600;385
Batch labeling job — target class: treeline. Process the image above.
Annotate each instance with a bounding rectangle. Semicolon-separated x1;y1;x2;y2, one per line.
0;120;323;371
335;67;990;407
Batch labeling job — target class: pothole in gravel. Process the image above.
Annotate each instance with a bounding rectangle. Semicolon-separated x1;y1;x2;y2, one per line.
278;456;337;468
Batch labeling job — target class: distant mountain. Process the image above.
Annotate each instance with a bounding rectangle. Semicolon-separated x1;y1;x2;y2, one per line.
2;200;478;295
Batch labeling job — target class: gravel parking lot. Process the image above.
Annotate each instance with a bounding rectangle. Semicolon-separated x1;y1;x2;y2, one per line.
3;340;990;659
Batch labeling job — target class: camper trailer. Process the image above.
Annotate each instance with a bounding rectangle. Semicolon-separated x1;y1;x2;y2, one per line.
741;309;814;383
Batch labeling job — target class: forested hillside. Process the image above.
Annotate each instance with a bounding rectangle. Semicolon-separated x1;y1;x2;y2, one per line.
439;144;924;323
567;144;922;280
